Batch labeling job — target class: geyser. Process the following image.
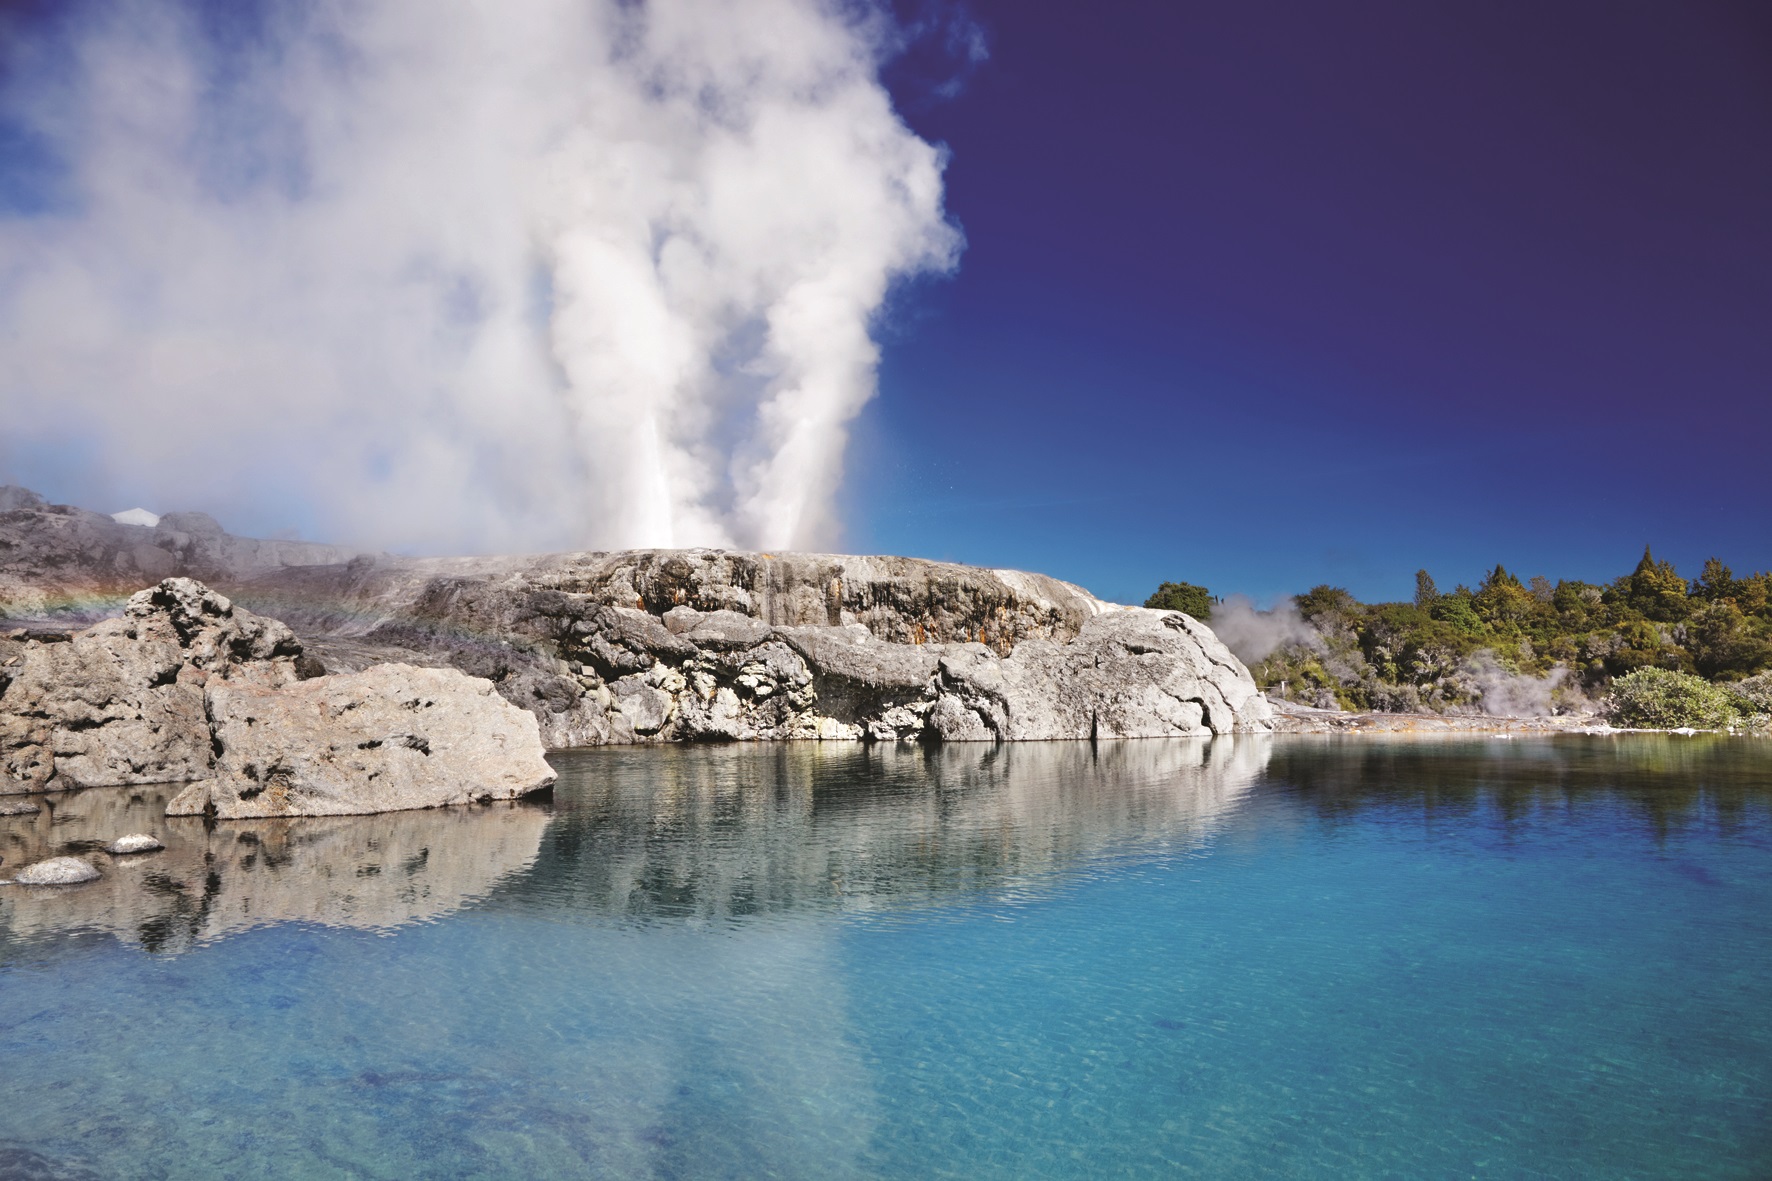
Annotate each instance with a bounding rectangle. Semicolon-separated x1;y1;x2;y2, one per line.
0;0;961;552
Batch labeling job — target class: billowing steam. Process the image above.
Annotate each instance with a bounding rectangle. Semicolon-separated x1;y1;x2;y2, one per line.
1210;594;1321;666
1459;651;1580;718
0;0;961;552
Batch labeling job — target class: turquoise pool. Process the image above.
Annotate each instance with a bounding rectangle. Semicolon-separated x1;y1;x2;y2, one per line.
2;736;1769;1178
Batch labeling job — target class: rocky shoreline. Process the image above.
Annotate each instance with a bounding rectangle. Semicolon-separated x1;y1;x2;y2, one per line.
1;486;1275;753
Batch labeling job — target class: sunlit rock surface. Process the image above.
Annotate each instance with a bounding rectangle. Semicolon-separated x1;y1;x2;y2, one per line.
168;664;558;818
2;488;1274;745
234;550;1274;745
0;579;301;792
0;782;550;951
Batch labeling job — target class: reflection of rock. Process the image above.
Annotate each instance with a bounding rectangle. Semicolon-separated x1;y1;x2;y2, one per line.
0;579;301;792
522;738;1271;921
0;783;551;952
167;664;558;818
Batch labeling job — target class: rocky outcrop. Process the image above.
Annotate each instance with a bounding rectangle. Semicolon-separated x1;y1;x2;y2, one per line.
167;664;557;818
2;487;1275;746
1;577;558;815
0;578;303;792
930;609;1272;740
224;550;1274;745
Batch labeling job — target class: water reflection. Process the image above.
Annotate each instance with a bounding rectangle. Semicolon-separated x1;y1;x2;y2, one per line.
512;738;1272;923
0;784;550;953
1262;734;1772;836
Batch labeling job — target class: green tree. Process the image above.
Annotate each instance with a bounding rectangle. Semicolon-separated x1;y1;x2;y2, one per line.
1413;570;1439;609
1144;581;1214;620
1686;601;1772;679
1619;546;1692;623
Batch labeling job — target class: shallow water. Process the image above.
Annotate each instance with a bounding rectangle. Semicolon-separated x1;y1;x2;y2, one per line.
2;736;1769;1179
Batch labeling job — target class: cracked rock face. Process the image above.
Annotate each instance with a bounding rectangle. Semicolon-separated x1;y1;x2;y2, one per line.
228;551;1275;746
0;578;302;792
1;488;1274;749
167;663;558;819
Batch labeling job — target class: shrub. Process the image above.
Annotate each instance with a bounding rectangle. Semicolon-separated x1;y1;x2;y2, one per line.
1144;581;1214;620
1730;672;1772;717
1602;668;1740;729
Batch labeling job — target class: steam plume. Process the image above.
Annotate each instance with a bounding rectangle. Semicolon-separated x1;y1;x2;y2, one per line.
1210;594;1321;666
0;0;960;552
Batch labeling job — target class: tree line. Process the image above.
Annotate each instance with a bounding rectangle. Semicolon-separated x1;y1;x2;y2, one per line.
1147;549;1772;718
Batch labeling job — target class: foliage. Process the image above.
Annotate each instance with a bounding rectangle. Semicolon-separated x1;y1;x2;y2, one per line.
1156;547;1772;717
1730;672;1772;717
1602;668;1740;730
1143;581;1214;620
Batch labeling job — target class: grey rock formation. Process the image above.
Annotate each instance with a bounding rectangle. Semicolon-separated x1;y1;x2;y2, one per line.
11;855;100;885
167;663;557;818
2;487;1274;747
221;548;1274;745
932;609;1272;740
0;578;302;792
106;833;164;854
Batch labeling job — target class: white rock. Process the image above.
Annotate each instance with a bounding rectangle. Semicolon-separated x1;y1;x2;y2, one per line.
13;856;100;885
110;507;161;527
106;833;164;854
167;663;557;818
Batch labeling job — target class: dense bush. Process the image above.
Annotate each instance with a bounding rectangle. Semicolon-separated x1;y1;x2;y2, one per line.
1730;672;1772;727
1602;668;1740;729
1144;581;1214;620
1163;546;1772;716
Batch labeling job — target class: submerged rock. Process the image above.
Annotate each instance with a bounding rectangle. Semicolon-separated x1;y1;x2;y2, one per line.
167;663;557;818
106;833;164;855
12;856;100;885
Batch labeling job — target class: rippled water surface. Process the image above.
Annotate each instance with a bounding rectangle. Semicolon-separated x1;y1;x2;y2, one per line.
2;736;1770;1179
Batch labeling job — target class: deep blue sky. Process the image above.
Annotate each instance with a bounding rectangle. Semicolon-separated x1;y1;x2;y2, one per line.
3;0;1768;606
853;0;1772;604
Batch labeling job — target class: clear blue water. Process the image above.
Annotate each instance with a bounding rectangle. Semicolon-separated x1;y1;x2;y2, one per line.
2;736;1770;1179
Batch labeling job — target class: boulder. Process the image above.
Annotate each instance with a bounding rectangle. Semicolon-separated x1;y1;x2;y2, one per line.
934;610;1274;740
167;663;557;818
12;856;100;885
0;578;303;791
106;833;165;855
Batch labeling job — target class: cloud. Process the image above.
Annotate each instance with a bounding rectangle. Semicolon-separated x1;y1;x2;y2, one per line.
0;0;960;553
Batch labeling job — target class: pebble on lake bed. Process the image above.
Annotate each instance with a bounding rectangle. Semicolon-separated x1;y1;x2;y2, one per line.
12;856;101;886
106;834;164;855
0;798;42;816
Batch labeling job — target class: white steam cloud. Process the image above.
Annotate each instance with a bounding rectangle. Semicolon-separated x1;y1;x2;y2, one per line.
0;0;961;552
1460;651;1578;718
1209;594;1321;666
